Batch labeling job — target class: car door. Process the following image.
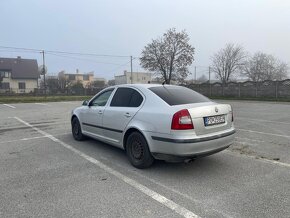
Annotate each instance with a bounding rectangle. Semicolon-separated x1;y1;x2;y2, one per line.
81;89;114;138
102;87;144;147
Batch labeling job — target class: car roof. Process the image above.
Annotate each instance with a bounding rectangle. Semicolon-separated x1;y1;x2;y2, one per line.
112;84;180;89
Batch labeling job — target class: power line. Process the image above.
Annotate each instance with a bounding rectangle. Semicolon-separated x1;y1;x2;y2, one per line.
0;45;132;58
46;52;131;66
107;60;132;74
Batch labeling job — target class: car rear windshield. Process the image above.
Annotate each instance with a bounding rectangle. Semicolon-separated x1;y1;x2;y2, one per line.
149;86;210;106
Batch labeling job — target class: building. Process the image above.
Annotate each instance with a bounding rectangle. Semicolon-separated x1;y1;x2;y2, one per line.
115;71;151;85
0;57;39;93
59;69;94;88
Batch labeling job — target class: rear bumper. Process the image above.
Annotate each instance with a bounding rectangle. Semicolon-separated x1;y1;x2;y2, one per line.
152;145;230;162
144;129;235;161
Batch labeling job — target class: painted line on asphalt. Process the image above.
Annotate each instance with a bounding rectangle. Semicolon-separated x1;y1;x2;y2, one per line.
35;103;48;106
98;156;232;218
235;140;258;146
236;117;290;125
0;121;69;132
235;136;265;143
13;116;200;218
236;128;290;139
225;150;290;168
0;132;71;145
3;104;16;108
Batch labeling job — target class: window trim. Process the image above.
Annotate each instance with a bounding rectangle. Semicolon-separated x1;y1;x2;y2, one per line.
0;71;10;78
18;82;26;90
88;88;115;107
0;82;10;89
109;87;144;108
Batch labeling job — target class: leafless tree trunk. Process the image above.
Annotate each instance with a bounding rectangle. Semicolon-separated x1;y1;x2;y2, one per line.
140;28;194;84
244;52;288;81
211;43;247;84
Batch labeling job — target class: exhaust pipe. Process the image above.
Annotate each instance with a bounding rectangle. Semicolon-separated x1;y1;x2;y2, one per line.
184;159;194;164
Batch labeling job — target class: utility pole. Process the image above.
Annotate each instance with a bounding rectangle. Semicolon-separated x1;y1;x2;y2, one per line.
209;66;211;96
194;66;197;84
42;50;46;96
130;56;133;84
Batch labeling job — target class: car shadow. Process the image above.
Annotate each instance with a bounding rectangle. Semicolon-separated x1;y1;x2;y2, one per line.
66;135;230;176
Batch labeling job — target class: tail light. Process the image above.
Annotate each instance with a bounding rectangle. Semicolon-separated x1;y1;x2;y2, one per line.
231;108;234;122
171;109;194;130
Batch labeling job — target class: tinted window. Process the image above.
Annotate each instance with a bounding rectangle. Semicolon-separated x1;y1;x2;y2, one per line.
129;90;143;107
90;89;113;106
149;86;210;106
110;87;143;107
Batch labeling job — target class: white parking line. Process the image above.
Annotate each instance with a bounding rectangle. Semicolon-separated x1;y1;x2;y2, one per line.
98;156;232;218
236;128;290;139
35;103;48;106
3;104;16;109
225;150;290;168
236;117;290;125
0;132;71;145
235;136;265;143
13;116;199;218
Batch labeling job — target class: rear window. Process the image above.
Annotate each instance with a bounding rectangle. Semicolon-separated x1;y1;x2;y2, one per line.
149;86;210;106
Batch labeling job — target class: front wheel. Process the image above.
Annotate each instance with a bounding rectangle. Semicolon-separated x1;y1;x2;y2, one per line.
126;132;154;169
71;117;85;141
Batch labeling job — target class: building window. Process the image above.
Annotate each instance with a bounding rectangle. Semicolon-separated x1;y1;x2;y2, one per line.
68;74;76;80
0;71;10;78
19;82;26;89
0;82;10;89
83;75;89;81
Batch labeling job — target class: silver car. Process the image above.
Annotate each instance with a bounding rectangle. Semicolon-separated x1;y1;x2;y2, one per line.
71;84;235;168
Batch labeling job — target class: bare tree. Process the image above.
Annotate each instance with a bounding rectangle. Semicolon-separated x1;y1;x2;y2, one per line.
244;52;289;81
140;28;194;84
211;43;247;84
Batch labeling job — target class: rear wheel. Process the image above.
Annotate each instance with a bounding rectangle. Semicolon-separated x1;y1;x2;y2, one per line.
71;117;85;141
126;132;154;169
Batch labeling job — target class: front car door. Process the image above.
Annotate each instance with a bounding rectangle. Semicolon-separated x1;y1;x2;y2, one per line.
102;87;144;147
81;88;114;139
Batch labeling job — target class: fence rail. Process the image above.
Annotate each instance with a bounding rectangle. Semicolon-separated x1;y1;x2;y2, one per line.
187;79;290;99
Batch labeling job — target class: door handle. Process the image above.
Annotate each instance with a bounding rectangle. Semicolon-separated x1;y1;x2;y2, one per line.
98;110;103;114
124;113;131;118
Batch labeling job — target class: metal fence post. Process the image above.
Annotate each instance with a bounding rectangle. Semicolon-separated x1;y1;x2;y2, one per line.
275;81;278;99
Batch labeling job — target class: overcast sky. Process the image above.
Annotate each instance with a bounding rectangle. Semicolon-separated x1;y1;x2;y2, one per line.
1;0;290;80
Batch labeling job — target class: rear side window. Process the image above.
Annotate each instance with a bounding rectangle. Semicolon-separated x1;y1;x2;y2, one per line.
110;87;143;107
149;86;210;106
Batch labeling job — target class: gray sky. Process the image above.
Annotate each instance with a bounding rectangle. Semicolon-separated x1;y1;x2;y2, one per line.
1;0;290;80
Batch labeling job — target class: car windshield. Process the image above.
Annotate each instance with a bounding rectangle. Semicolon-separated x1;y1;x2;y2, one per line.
149;86;210;106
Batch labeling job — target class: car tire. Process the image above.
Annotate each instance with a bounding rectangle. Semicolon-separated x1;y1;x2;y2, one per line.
71;117;85;141
126;132;154;169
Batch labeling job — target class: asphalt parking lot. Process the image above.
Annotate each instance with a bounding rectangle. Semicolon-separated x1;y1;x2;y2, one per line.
0;100;289;218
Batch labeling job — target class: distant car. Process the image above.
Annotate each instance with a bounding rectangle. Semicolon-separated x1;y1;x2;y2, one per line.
71;84;235;168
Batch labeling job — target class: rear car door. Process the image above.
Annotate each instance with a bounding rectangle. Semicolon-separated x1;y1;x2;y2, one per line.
102;87;144;146
81;89;114;138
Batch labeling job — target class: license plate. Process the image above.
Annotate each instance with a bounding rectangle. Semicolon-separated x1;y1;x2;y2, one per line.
204;115;225;126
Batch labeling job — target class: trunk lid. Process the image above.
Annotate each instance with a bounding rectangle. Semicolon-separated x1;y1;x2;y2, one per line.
172;102;233;136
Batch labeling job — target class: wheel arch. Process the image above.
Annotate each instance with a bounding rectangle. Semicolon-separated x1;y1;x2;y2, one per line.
123;128;149;151
71;114;79;123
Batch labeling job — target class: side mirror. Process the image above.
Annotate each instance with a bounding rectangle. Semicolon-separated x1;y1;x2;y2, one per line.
82;100;89;106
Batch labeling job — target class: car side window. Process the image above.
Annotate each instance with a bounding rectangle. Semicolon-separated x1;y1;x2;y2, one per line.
110;87;143;107
90;89;113;106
